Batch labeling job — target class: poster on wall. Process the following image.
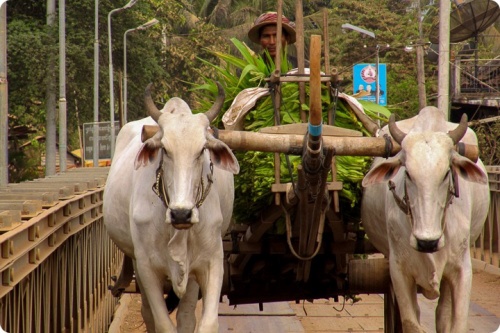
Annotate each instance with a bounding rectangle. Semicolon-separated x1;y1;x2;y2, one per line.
353;63;387;106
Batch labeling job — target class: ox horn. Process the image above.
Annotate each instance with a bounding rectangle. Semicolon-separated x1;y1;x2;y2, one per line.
448;113;468;145
388;114;407;145
144;83;162;122
204;81;225;123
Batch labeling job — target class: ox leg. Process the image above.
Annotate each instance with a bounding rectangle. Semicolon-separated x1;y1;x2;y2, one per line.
135;261;176;333
436;279;452;333
109;255;134;297
194;254;224;333
176;278;199;333
134;268;156;333
389;264;424;333
449;263;472;333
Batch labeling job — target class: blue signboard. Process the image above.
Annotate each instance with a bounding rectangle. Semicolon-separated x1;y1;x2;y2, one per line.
353;63;387;106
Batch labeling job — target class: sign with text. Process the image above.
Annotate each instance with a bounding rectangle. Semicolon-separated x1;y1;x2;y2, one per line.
353;63;387;106
82;121;120;161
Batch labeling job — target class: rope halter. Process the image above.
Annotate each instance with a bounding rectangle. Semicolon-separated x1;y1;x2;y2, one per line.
388;168;458;232
152;149;214;209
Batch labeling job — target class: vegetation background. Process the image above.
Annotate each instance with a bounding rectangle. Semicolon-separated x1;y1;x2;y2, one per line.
5;0;500;181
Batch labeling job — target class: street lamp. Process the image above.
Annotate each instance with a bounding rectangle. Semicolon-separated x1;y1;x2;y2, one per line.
341;23;380;105
108;0;138;159
123;18;159;124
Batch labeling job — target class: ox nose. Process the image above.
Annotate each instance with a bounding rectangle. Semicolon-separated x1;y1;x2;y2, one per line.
170;208;192;225
416;239;440;253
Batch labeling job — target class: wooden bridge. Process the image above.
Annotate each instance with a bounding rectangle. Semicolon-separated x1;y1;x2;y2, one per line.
0;166;498;332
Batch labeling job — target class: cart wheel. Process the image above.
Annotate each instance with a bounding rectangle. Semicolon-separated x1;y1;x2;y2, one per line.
384;283;402;333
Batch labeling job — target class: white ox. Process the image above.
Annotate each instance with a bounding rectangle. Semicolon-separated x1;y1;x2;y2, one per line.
103;83;239;333
361;106;490;332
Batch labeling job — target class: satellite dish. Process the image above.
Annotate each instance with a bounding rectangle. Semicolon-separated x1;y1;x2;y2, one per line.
427;43;439;63
429;0;500;43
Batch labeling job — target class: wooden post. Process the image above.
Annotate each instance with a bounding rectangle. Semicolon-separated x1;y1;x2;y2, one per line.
273;0;283;205
295;0;307;122
416;0;426;110
323;9;340;213
438;0;451;118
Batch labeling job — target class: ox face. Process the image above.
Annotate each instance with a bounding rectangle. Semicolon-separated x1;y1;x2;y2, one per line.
159;114;209;229
403;134;455;252
135;83;239;230
362;113;486;253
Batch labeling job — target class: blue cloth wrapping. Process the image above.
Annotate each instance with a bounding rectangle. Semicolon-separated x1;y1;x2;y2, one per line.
308;122;322;136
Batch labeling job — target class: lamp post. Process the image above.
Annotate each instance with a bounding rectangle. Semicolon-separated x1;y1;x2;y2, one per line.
123;18;159;124
108;0;138;159
93;0;99;168
341;23;379;104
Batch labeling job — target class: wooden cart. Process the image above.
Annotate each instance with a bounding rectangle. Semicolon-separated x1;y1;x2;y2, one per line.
215;10;403;327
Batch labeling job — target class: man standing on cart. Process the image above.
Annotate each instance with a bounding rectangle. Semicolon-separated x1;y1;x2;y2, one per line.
247;11;300;68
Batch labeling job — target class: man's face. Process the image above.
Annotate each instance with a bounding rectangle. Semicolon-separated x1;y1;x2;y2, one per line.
259;25;288;58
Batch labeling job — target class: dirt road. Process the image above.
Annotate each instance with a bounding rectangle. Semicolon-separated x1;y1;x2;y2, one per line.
109;268;500;332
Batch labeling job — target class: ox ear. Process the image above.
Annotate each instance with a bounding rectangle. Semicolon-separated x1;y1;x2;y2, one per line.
451;152;488;184
362;157;403;187
206;136;240;174
134;132;163;170
141;124;161;143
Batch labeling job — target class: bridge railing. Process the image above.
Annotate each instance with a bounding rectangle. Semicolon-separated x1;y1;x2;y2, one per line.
0;168;123;333
471;166;500;270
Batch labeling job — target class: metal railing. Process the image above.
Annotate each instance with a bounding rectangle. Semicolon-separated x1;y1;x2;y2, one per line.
453;58;500;97
472;166;500;270
0;168;123;333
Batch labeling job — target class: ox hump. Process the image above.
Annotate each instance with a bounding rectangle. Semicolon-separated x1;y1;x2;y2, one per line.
161;97;192;115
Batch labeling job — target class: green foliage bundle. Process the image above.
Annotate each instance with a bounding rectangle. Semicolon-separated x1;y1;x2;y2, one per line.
193;38;390;224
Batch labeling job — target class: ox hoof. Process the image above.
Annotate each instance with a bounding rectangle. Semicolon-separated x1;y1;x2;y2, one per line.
108;285;125;297
111;275;117;282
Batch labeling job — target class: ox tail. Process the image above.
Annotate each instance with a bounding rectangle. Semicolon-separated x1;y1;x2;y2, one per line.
164;287;202;313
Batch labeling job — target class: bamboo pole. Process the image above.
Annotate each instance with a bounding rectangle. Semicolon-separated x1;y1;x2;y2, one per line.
308;35;322;127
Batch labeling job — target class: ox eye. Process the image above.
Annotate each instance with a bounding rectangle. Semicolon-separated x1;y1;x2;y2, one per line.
443;170;450;182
